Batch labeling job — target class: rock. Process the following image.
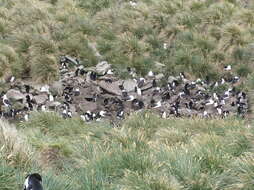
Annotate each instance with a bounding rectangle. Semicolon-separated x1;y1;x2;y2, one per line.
60;69;69;74
99;76;118;82
123;79;136;92
65;55;79;65
34;94;48;104
33;84;49;93
80;85;100;97
97;81;122;96
197;86;206;91
50;81;63;96
96;61;111;74
12;102;24;110
168;76;177;83
155;73;164;80
62;78;76;86
69;104;76;113
178;108;193;116
46;101;61;109
1;105;10;113
86;71;92;83
6;89;25;101
78;100;98;112
141;83;153;92
75;78;85;86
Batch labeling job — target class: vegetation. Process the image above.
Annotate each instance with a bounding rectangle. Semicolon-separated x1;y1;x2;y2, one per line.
0;0;253;85
0;112;253;189
1;0;254;189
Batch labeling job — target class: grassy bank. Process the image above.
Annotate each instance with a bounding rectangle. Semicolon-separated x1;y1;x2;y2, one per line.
0;0;253;85
1;112;253;189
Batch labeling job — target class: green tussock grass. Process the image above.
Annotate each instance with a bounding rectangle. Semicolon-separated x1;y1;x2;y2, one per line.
0;0;253;87
0;112;253;189
0;0;98;83
1;0;254;189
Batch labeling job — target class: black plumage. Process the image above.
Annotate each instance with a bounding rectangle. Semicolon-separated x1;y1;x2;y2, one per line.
23;173;43;190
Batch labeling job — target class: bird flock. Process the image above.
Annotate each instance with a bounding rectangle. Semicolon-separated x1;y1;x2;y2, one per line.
0;55;248;122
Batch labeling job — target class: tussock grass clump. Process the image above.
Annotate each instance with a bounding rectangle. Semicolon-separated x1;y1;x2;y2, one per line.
1;0;254;189
89;0;254;85
42;171;76;190
0;0;98;83
0;120;33;169
1;0;254;86
1;112;252;189
0;161;18;190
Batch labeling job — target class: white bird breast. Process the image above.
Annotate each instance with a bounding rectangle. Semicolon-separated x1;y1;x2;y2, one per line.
24;177;29;189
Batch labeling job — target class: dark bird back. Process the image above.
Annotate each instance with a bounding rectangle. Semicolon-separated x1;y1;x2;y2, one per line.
24;173;43;190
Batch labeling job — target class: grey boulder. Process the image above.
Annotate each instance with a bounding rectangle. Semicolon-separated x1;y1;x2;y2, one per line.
6;89;25;101
50;81;63;96
155;73;165;80
123;79;136;92
96;61;111;74
34;94;48;104
168;76;177;83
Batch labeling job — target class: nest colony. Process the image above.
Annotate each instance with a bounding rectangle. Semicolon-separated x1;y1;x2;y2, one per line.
0;56;248;122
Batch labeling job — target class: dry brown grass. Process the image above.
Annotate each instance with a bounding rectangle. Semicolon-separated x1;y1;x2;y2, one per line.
0;120;33;168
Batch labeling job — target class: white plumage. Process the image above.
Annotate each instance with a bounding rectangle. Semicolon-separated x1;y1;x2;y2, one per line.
137;87;142;96
129;1;137;6
10;76;15;83
49;94;54;101
162;112;167;119
3;95;11;107
24;114;29;121
163;43;167;50
224;65;231;71
148;71;154;77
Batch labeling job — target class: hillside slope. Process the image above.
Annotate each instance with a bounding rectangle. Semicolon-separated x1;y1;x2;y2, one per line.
0;0;254;189
0;0;253;85
1;112;254;189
